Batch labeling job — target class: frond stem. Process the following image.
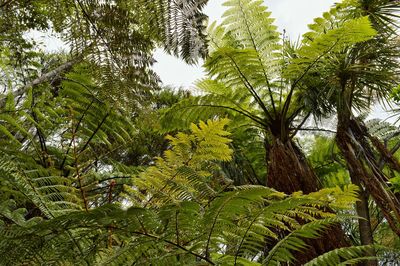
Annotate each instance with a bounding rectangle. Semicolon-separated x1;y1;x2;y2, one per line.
226;54;273;122
281;39;340;136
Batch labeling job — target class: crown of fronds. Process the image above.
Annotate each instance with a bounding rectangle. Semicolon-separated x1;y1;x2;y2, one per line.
161;0;379;135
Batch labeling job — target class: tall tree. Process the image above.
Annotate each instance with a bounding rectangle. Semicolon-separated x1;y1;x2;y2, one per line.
296;0;400;240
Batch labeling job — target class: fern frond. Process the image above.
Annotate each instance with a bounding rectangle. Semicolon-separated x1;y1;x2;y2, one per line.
126;119;233;207
264;217;341;265
222;0;281;78
285;16;377;81
304;245;377;266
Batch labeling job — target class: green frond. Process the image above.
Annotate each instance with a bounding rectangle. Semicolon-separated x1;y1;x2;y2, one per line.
285;16;377;81
205;47;272;93
160;79;261;131
304;245;377;266
264;217;341;265
222;0;281;77
366;118;400;142
305;184;359;210
0;155;54;218
144;0;209;63
126;119;233;206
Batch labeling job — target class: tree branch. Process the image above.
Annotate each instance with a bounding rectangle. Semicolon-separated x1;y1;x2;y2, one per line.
295;127;337;134
0;0;14;9
0;57;82;107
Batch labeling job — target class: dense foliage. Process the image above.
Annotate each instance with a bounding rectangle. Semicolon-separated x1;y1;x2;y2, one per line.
1;0;400;265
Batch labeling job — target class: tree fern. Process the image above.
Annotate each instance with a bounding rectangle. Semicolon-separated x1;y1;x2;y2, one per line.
285;16;377;81
160;3;380;258
162;0;379;135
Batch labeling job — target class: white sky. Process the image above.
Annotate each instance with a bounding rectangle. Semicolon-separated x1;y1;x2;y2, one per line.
153;0;337;88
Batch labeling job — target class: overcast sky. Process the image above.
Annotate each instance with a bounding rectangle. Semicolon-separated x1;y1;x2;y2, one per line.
153;0;337;88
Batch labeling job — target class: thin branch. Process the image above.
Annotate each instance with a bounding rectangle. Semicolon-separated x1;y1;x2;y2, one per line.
205;194;234;260
290;111;311;138
295;127;337;134
0;57;82;107
144;157;193;208
179;103;267;128
281;39;340;129
234;209;264;265
128;230;215;265
70;108;89;212
60;99;94;171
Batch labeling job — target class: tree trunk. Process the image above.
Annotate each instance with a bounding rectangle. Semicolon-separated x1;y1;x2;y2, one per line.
352;177;377;266
334;80;393;265
0;57;82;107
266;137;349;265
267;138;318;194
337;117;376;257
336;119;400;238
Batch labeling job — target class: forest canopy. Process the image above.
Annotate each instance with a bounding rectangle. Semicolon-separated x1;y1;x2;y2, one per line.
0;0;400;265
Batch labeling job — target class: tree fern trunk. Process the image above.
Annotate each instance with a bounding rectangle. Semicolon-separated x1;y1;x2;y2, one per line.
336;121;400;237
335;126;382;266
355;184;377;266
266;137;349;265
267;138;318;194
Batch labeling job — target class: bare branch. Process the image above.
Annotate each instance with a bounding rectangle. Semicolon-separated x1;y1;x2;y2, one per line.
0;57;82;107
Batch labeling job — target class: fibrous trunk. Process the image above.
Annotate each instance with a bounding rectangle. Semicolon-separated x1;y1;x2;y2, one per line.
336;119;400;237
267;138;318;194
266;138;349;265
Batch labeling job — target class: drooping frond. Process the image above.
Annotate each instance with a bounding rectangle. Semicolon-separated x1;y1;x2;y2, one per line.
304;245;378;266
160;78;265;131
264;218;340;265
366;118;400;144
0;182;361;265
144;0;209;62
